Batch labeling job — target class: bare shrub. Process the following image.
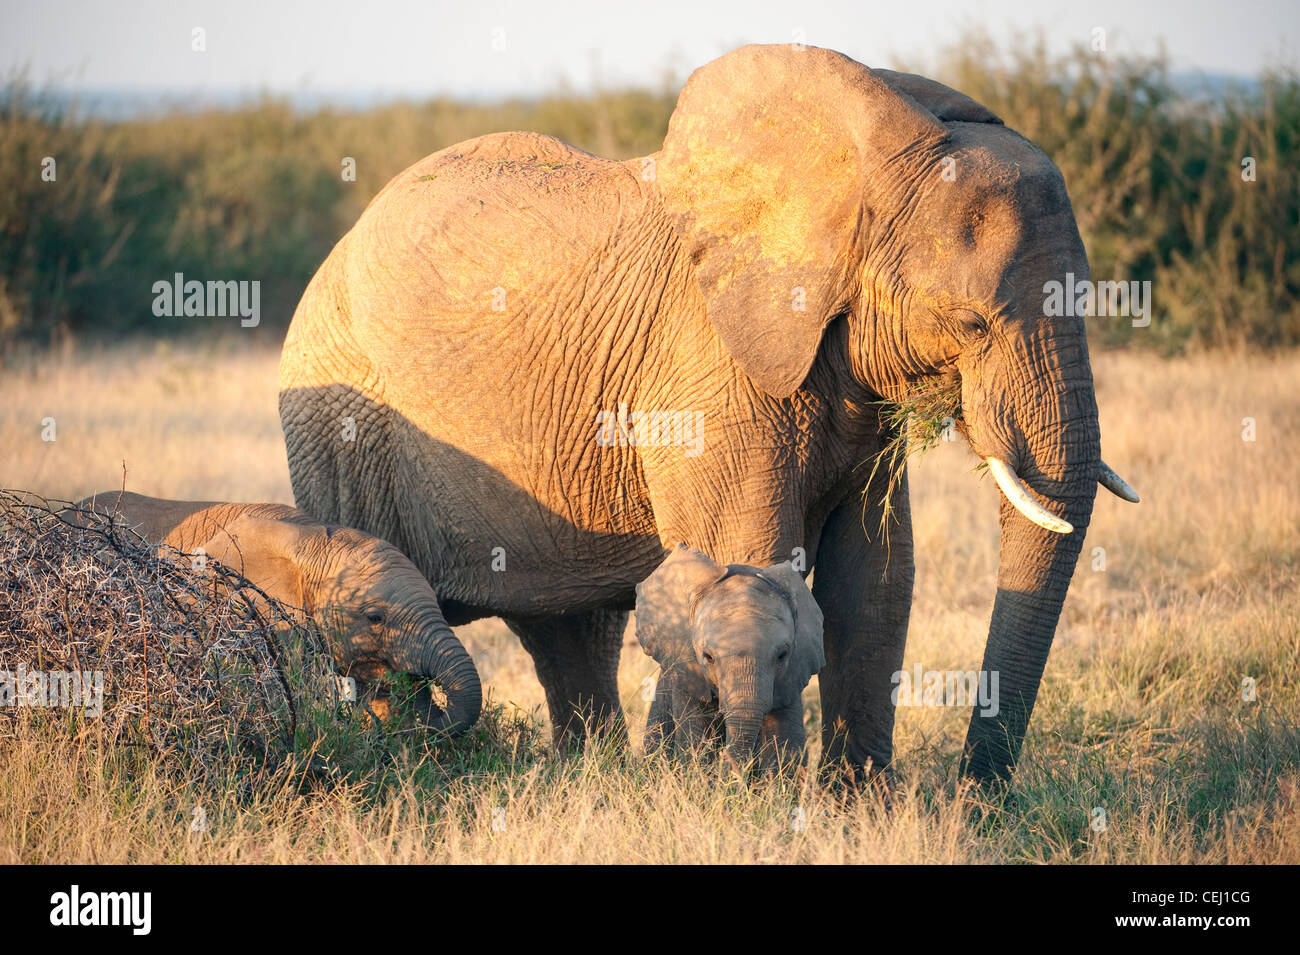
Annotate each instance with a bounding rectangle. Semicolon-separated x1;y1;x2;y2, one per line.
0;490;339;777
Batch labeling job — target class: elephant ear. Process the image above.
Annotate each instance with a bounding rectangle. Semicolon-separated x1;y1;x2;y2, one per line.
190;515;312;612
758;561;825;704
634;543;727;664
656;44;948;398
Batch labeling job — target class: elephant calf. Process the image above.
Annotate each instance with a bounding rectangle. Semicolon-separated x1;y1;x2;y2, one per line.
75;491;482;734
635;544;824;771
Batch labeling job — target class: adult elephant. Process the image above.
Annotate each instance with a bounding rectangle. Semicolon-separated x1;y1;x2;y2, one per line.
279;44;1139;785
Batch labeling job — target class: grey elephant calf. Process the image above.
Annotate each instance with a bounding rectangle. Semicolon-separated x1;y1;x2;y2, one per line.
75;491;482;734
635;544;824;771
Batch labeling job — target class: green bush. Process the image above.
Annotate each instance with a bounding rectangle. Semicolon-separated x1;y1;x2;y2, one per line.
1;33;1295;349
926;31;1300;349
0;85;676;343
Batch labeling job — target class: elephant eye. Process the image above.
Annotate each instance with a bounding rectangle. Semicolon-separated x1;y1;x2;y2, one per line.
365;609;385;625
702;651;715;665
776;648;790;664
951;307;989;338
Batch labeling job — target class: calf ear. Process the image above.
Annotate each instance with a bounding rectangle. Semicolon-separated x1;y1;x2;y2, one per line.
191;515;313;613
634;544;726;663
761;562;826;701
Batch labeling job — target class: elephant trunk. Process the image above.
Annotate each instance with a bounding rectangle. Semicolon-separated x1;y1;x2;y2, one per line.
722;712;765;771
961;328;1099;783
388;602;483;737
717;655;770;770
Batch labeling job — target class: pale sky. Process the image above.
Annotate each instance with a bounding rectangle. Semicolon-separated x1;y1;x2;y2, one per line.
0;0;1293;101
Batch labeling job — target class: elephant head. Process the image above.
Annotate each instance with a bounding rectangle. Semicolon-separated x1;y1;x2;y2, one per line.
199;515;482;735
635;544;825;770
652;46;1139;781
79;494;482;735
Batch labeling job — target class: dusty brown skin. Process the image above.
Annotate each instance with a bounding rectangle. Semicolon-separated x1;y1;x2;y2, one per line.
636;544;824;771
279;44;1138;783
76;491;482;735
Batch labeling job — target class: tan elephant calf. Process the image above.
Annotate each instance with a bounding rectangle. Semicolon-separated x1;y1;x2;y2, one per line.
75;491;482;734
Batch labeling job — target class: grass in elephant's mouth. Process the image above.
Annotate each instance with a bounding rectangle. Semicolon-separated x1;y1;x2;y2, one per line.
865;375;965;546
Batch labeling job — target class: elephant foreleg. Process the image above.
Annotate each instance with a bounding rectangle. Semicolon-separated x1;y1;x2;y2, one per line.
643;674;673;755
760;700;809;772
505;607;628;752
648;669;720;758
813;467;914;789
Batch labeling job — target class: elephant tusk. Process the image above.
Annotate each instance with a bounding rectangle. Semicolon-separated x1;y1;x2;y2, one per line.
1098;460;1140;503
984;457;1074;535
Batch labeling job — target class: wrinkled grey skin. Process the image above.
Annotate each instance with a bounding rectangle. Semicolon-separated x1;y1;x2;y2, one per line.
635;545;824;771
76;491;482;735
279;44;1138;784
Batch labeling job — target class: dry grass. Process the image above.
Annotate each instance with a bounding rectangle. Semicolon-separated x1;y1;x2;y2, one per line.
0;336;293;503
1;339;1297;863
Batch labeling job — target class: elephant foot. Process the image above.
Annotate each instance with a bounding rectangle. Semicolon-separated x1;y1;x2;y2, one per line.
505;607;629;755
817;753;896;805
550;702;628;756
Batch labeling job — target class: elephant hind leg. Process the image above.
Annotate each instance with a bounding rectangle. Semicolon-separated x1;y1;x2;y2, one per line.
505;608;628;752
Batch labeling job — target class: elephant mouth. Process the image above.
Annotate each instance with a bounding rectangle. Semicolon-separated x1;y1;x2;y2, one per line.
345;657;389;683
349;667;452;729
